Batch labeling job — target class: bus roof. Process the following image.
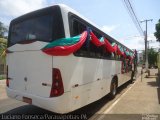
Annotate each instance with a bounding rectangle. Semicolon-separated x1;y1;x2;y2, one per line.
10;4;134;53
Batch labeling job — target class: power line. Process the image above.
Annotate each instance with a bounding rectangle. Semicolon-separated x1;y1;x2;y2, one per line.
127;0;144;34
122;0;144;35
123;0;143;35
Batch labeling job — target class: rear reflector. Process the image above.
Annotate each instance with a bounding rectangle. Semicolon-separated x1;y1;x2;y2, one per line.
50;68;64;97
6;65;9;87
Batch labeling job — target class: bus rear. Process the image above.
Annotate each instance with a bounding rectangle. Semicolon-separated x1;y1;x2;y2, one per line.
6;5;70;113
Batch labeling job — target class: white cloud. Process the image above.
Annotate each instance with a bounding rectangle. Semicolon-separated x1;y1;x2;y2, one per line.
0;0;47;17
101;25;119;34
118;33;159;50
101;25;158;50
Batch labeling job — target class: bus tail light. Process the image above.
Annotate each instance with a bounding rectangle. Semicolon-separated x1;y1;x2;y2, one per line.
6;65;9;87
50;68;64;97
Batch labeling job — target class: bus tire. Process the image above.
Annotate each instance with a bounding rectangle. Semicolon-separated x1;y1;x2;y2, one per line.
110;78;118;99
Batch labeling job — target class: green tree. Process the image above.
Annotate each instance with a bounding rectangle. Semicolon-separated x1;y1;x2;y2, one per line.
0;38;7;76
148;48;158;67
154;19;160;42
0;21;8;61
0;21;8;38
0;38;7;59
0;21;8;76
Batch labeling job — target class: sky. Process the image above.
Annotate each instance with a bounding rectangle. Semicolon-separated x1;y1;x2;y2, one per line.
0;0;160;51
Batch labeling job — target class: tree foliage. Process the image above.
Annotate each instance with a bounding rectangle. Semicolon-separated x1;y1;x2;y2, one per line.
0;21;8;38
154;19;160;42
0;21;8;60
0;38;7;60
148;48;158;66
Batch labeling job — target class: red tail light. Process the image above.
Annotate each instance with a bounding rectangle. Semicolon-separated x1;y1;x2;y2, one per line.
50;68;64;97
6;65;9;87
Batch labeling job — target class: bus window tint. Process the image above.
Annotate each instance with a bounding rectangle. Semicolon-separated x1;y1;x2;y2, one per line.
89;30;104;58
103;51;112;59
71;19;88;57
10;15;53;46
71;18;117;60
72;19;86;36
89;42;104;58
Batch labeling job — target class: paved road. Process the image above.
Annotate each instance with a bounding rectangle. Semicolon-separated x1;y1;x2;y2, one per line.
0;80;134;118
107;69;160;114
1;67;160;120
91;69;160;120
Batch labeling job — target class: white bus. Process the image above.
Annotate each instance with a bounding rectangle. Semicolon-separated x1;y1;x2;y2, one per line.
6;4;137;113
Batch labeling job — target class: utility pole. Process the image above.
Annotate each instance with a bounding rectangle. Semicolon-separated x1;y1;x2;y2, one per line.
147;40;153;50
140;19;153;73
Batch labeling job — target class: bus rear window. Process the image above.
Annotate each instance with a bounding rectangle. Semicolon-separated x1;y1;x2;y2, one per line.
8;6;65;47
9;15;53;46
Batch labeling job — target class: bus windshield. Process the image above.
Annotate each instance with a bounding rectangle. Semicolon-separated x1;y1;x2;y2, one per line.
10;14;53;46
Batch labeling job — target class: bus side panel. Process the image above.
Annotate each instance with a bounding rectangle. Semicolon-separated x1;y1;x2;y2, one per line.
70;58;122;111
53;55;123;111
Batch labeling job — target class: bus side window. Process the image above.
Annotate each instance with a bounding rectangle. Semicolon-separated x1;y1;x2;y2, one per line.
102;39;112;59
89;30;104;58
89;42;104;58
103;51;112;59
71;18;113;60
71;19;88;57
72;20;86;36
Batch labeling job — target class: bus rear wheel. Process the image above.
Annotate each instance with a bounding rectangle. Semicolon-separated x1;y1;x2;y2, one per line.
110;80;117;99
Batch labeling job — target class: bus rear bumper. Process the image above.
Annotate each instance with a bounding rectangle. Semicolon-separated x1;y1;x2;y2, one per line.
6;87;71;114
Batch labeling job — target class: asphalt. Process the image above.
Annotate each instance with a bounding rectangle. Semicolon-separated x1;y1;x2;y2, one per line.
0;68;160;120
95;69;160;120
107;69;160;114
